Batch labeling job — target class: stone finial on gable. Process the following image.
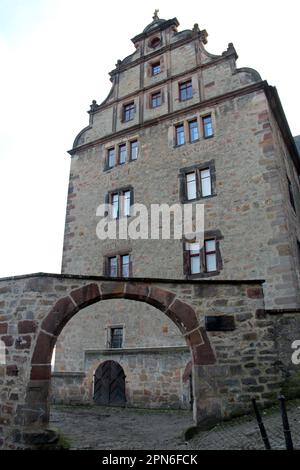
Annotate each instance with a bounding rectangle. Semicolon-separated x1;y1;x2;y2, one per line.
153;9;159;20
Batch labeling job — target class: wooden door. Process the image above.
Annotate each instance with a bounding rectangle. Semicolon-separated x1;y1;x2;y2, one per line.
93;360;126;406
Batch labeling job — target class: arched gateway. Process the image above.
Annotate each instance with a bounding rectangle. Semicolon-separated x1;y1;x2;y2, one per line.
0;273;269;449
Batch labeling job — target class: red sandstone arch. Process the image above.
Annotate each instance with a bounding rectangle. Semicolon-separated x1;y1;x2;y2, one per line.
25;281;216;426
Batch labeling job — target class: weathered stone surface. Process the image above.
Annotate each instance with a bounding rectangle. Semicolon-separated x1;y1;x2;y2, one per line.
70;283;101;309
41;297;79;337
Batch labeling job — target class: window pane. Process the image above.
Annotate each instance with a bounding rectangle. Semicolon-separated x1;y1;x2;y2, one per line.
201;169;212;197
206;253;217;272
108;148;115;168
109;257;117;277
203;116;213;137
111;193;119;219
121;255;130;277
189;120;199;142
176;125;185;145
186;172;196;200
123;191;131;216
152;62;161;75
119;144;126;164
130;141;138;160
180;80;192;100
191;255;201;274
110;327;123;348
205;239;216;252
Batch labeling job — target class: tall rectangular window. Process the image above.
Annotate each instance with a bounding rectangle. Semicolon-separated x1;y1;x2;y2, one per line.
205;239;217;272
121;254;130;277
186;172;197;200
110;327;123;348
185;237;220;277
186;242;201;274
189;120;199;142
108;256;118;277
119;144;126;164
130;140;138;160
108;188;133;219
203;115;214;138
107;148;115;168
151;91;161;108
179;80;193;101
200;168;212;197
123;190;131;217
123;102;135;122
176;124;185;146
105;253;131;278
152;62;161;76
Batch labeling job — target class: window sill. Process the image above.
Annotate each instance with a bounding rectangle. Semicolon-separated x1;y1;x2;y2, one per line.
179;96;193;102
182;194;217;204
204;134;214;140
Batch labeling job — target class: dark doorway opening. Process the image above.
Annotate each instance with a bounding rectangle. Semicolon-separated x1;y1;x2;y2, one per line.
93;360;126;406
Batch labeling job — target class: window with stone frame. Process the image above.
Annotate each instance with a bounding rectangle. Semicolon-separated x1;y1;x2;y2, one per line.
183;230;223;278
189;119;199;143
104;253;132;278
179;79;193;101
109;327;123;349
179;161;216;202
107;147;115;169
106;187;134;219
202;115;214;138
123;102;135;122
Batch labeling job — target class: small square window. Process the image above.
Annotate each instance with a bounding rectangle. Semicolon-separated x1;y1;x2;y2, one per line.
203;115;214;138
151;91;161;108
179;80;193;101
123;102;135;122
152;62;161;76
175;124;185;146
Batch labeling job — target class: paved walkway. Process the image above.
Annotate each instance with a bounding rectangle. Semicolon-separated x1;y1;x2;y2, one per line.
50;400;300;450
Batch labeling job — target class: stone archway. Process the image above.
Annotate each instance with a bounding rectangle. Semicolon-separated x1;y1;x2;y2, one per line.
25;281;216;428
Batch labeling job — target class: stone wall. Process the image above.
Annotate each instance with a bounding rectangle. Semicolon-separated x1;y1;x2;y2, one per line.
51;348;191;409
0;273;291;449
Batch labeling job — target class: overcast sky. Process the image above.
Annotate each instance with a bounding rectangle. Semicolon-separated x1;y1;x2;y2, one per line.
0;0;299;278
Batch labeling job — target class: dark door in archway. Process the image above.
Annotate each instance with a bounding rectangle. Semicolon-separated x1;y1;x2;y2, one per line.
93;360;126;406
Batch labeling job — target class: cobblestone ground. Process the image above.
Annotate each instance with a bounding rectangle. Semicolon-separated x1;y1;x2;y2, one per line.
50;400;300;450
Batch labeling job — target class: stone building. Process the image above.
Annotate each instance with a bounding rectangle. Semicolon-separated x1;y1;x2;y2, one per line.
51;13;300;409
